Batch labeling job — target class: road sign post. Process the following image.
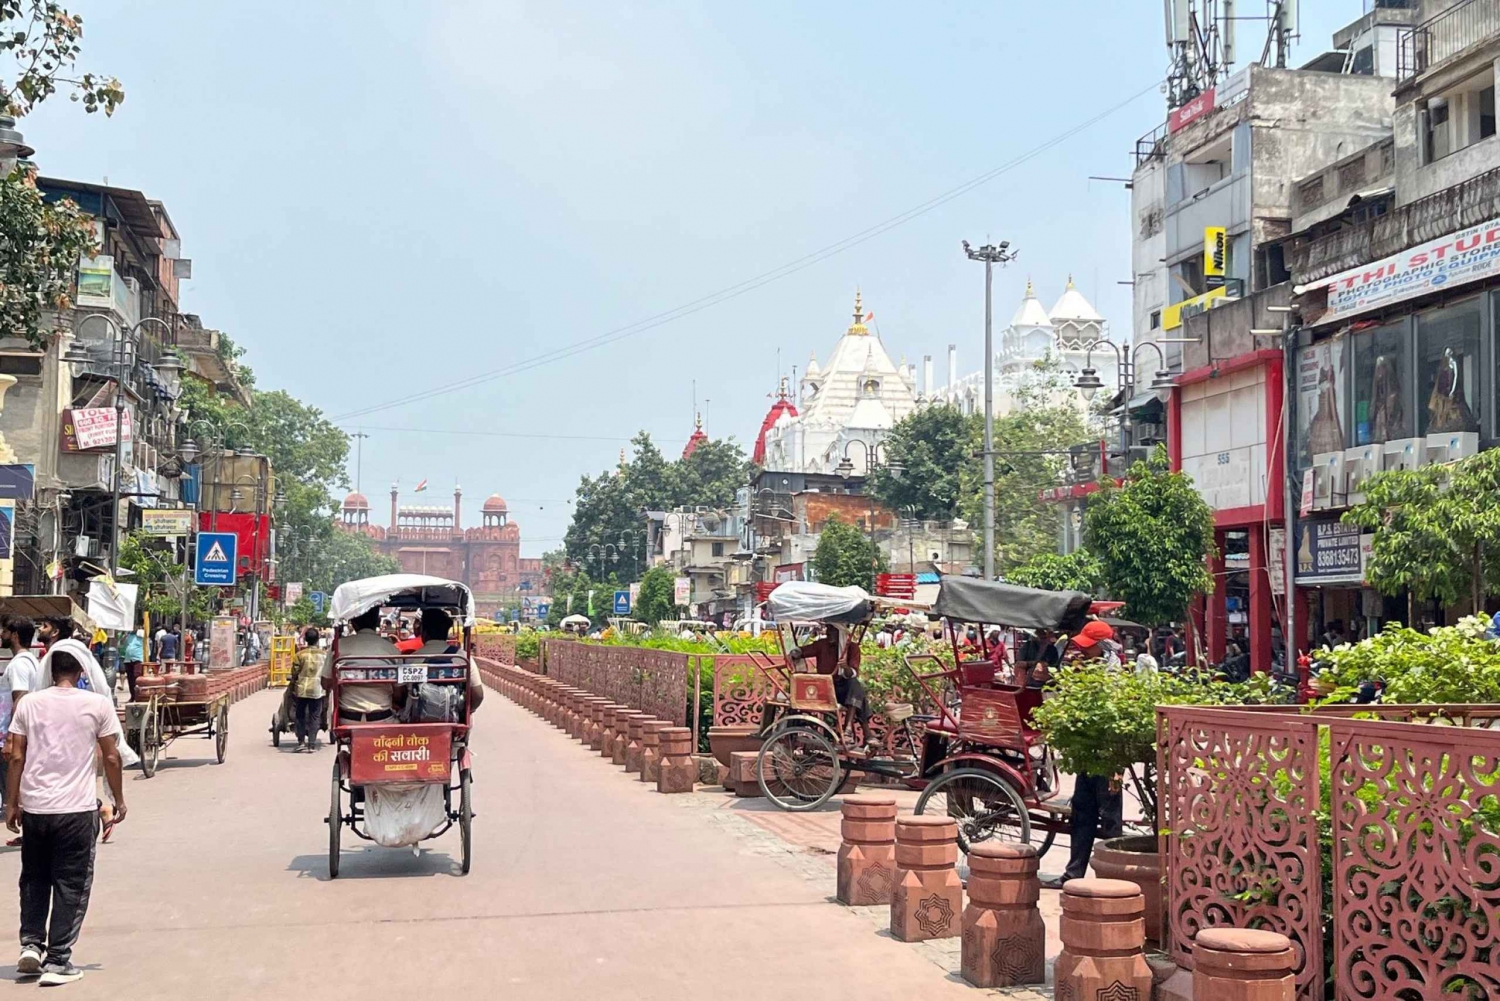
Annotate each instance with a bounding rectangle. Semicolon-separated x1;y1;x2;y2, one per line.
195;531;238;587
612;589;631;615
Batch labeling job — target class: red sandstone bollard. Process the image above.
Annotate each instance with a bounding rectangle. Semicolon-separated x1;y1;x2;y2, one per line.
612;712;642;766
569;692;588;741
1192;928;1296;1001
656;727;696;793
562;688;582;734
640;720;670;782
837;796;898;906
584;699;607;748
890;816;963;942
624;715;651;773
1053;878;1154;1001
599;704;626;757
962;842;1045;988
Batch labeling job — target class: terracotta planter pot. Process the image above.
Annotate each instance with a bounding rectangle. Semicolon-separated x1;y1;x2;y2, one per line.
1091;834;1162;945
707;725;762;768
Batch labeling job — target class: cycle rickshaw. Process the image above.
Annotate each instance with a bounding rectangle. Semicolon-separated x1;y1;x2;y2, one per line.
325;574;477;878
751;576;1100;857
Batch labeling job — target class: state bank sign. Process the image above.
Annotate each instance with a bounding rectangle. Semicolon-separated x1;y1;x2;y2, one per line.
1316;217;1500;324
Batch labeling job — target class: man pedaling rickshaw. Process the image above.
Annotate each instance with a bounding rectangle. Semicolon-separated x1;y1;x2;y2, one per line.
790;623;876;750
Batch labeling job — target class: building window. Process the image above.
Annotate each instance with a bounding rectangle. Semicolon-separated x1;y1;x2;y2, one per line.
1481;85;1497;140
1422;70;1497;163
1351;318;1412;445
1150;310;1161;330
1417;297;1482;436
711;541;724;557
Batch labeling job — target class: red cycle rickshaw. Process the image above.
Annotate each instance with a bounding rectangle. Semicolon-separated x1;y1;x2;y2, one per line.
325;574;477;878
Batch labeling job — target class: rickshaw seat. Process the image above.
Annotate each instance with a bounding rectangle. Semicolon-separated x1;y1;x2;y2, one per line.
959;661;999;688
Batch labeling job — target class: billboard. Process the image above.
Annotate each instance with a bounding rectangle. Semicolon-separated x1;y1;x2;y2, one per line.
61;408;133;452
1317;216;1500;324
141;508;193;536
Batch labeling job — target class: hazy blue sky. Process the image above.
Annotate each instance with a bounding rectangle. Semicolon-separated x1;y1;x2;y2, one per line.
26;1;1356;555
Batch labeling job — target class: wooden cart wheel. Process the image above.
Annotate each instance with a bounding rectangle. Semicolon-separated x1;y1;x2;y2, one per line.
328;757;342;879
215;703;229;763
913;766;1031;854
141;702;161;778
459;769;473;876
755;726;842;812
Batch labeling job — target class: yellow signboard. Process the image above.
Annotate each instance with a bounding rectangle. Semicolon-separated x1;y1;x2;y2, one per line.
1162;286;1229;331
1204;226;1227;278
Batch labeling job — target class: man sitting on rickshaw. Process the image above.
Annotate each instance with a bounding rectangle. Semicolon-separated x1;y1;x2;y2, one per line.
410;609;485;715
319;609;400;724
791;624;875;750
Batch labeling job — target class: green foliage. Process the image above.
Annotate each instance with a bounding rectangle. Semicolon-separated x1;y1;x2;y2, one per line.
1004;549;1104;593
116;533;213;623
0;2;122;118
869;404;977;519
1084;445;1215;627
1312;615;1500;705
1344;449;1500;612
811;514;887;590
634;565;677;625
0;169;96;349
514;632;541;661
290;524;400;597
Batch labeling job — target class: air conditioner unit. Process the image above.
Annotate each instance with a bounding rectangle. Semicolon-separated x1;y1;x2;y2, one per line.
1312;451;1345;510
1382;437;1423;472
1344;445;1379;505
1426;430;1479;464
74;536;94;557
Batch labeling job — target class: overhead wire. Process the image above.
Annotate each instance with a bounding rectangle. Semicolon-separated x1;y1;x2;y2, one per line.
330;78;1163;423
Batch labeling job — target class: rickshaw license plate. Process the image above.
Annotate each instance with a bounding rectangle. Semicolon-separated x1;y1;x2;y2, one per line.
349;727;452;784
397;664;427;683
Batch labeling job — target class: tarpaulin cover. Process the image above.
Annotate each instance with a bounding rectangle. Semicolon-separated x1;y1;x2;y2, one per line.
933;577;1092;633
329;574;476;627
767;580;873;625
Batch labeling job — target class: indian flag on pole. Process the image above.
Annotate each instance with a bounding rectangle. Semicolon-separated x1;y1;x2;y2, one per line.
413;479;428;492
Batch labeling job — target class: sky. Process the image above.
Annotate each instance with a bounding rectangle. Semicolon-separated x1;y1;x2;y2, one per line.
24;1;1357;556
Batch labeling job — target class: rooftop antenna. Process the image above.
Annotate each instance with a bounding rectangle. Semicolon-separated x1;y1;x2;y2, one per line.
352;431;369;494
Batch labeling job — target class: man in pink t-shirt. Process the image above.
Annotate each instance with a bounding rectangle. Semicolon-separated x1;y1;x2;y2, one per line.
4;650;126;986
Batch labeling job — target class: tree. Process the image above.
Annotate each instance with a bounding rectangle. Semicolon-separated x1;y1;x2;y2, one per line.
634;565;677;625
811;514;887;591
294;528;400;597
116;532;213;624
869;404;977;519
674;437;747;509
1344;448;1500;616
1004;549;1104;593
1084;445;1215;627
0;2;124;350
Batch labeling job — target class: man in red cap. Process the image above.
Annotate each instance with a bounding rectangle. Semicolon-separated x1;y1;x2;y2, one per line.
1041;617;1125;889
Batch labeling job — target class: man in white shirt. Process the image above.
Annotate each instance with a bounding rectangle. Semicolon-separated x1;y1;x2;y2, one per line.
410;610;484;715
320;609;400;723
5;649;126;986
32;619;112;704
1;615;40;848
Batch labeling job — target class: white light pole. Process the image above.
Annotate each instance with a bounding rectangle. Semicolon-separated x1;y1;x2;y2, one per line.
963;240;1017;580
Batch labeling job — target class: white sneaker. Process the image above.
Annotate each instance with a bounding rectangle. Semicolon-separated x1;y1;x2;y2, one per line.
17;945;42;975
39;961;82;985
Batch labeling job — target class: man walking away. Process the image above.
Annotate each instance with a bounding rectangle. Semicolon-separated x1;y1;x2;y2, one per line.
289;628;326;751
5;651;126;985
2;616;40;848
158;626;179;666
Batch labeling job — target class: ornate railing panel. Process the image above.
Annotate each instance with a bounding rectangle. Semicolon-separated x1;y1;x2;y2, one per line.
543;641;689;728
711;655;771;728
1329;717;1500;1001
472;633;516;665
1160;707;1324;1001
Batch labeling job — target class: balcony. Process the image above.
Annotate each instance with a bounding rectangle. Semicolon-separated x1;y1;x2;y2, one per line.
1397;0;1500;80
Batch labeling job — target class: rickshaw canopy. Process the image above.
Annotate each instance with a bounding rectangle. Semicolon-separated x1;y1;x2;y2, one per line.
328;574;476;627
767;580;874;625
933;577;1092;634
558;614;591;627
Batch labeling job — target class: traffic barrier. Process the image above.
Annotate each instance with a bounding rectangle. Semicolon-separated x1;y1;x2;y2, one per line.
612;711;642;766
961;842;1045;987
1192;929;1295;1001
585;699;607;749
599;704;626;757
890;815;962;942
640;720;670;782
836;795;897;906
624;715;651;773
1053;878;1154;1001
656;727;695;793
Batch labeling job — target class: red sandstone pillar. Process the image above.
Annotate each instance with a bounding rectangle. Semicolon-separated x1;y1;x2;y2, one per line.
1192;928;1295;1001
624;715;650;773
837;796;897;906
1053;878;1153;1001
1207;530;1227;665
1249;528;1272;675
612;711;642;766
566;691;585;740
585;699;607;748
962;842;1045;988
640;720;669;782
656;727;695;793
598;704;624;756
890;815;962;942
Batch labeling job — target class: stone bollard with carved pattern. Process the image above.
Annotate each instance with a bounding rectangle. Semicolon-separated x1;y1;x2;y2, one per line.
1192;929;1295;1001
962;842;1045;988
890;815;963;943
656;727;696;793
557;688;579;733
599;704;626;756
567;692;587;741
837;796;897;906
624;715;651;773
544;681;563;726
612;711;642;766
640;720;670;782
584;699;608;749
1053;878;1154;1001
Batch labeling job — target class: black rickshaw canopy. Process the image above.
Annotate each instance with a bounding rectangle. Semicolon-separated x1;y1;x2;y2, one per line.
932;577;1092;634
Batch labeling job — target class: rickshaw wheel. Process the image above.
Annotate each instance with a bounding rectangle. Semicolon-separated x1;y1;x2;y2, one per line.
328;757;342;879
270;713;281;747
914;767;1031;854
458;769;473;876
755;726;842;812
140;707;160;779
215;704;229;763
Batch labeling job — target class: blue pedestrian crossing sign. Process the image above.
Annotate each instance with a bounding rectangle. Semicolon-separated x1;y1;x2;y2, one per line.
310;591;327;615
194;531;238;586
612;589;631;614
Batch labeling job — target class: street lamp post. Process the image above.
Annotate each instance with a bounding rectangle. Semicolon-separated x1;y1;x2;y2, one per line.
835;439;904;587
963;239;1017;581
1071;339;1179;461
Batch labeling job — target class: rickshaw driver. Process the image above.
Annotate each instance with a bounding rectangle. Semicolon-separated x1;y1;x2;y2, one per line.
410;609;485;715
320;609;400;724
790;625;876;750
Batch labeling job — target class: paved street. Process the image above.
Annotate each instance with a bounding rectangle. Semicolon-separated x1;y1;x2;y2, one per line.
0;691;988;999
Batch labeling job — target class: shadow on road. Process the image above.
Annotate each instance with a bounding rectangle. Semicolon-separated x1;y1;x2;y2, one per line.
287;849;461;881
